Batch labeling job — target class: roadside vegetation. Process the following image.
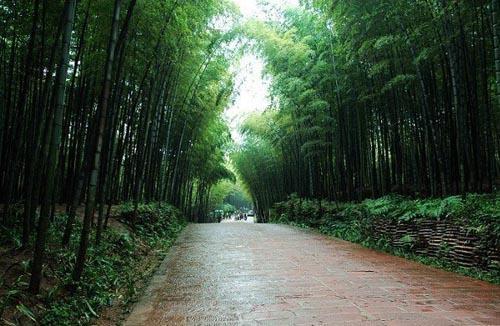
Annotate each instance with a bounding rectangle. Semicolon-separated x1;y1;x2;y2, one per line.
0;203;185;325
0;0;235;298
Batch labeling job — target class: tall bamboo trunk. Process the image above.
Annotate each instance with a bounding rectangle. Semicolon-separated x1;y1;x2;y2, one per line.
21;0;41;247
72;0;121;283
493;0;500;109
29;0;76;294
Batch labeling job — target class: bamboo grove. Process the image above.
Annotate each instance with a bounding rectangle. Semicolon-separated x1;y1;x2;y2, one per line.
2;0;500;295
233;0;500;221
0;0;237;293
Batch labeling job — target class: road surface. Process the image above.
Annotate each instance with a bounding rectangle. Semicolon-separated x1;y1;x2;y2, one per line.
125;223;500;325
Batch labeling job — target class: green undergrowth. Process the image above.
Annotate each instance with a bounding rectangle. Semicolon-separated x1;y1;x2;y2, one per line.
116;202;186;247
271;193;500;284
0;202;186;325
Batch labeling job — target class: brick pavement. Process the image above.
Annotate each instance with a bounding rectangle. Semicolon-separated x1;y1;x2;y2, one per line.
125;223;500;325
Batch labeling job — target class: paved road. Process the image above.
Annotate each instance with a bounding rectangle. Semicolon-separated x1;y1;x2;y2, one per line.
125;224;500;325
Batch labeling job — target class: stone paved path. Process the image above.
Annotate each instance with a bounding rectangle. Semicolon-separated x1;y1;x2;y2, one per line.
125;224;500;325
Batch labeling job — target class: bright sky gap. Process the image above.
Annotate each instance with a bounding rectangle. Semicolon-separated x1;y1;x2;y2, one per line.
225;0;299;143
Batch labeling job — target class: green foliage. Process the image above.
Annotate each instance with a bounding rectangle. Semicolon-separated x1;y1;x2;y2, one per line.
399;234;416;251
118;202;186;247
272;193;499;251
16;304;36;323
0;204;185;325
209;179;252;216
233;0;500;213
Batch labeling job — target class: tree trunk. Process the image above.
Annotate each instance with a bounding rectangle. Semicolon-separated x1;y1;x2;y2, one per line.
493;0;500;109
72;0;121;284
29;0;76;294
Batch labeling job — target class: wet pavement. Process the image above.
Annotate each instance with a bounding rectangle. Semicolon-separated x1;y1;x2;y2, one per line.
125;223;500;325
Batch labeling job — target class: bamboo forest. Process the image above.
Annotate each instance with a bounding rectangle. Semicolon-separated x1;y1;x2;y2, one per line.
1;0;499;325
